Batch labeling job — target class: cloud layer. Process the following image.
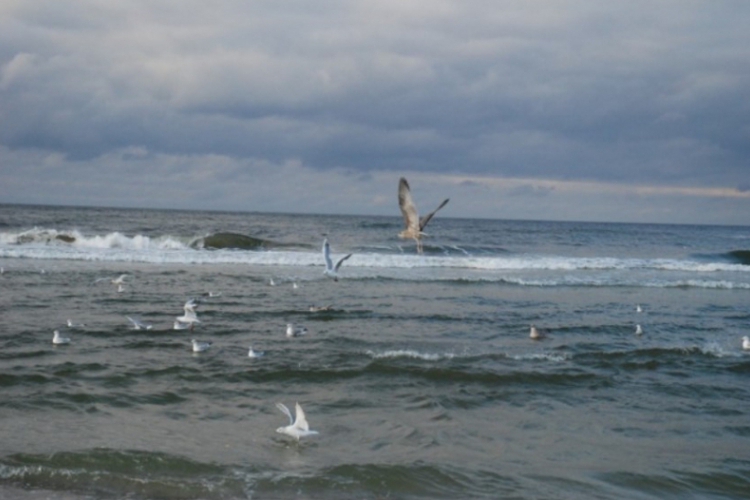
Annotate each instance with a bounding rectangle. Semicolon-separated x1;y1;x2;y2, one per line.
1;1;749;224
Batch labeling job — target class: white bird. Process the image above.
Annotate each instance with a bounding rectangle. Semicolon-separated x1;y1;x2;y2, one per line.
323;238;352;282
126;316;153;330
66;319;85;329
636;304;642;313
248;346;265;358
52;330;71;345
202;291;222;298
742;336;750;350
635;324;643;335
191;339;211;353
176;299;201;329
309;305;334;313
117;284;125;293
286;323;308;337
173;320;191;330
269;278;276;286
397;177;450;254
529;325;546;340
276;402;319;441
112;274;128;285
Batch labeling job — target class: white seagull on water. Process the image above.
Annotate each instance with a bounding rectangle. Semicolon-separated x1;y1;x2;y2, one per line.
191;339;211;352
52;330;71;345
67;319;85;329
286;323;308;337
397;177;450;254
248;346;265;358
323;238;352;281
635;324;643;335
742;336;750;351
530;325;546;340
276;402;319;441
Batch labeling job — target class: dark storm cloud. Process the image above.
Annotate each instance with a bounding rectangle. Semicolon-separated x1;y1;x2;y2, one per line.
0;1;749;223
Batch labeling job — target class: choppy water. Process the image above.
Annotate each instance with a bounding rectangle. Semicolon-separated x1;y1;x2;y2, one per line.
1;204;749;499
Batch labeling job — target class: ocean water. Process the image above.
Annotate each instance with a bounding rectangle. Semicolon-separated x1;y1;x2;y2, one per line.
1;204;749;500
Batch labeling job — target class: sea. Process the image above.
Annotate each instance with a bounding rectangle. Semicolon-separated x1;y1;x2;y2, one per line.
1;203;749;500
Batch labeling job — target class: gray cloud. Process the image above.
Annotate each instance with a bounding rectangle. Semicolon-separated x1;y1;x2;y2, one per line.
1;1;749;223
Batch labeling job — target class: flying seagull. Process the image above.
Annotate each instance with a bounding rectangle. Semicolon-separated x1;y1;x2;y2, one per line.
397;177;449;254
276;402;319;441
126;316;153;330
176;299;201;329
323;238;352;281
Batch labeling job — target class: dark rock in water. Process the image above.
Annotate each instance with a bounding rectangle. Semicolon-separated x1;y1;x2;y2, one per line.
200;232;270;250
55;234;76;243
727;250;750;266
196;232;306;251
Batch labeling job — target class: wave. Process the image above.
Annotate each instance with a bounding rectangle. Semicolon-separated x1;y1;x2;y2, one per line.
2;228;749;281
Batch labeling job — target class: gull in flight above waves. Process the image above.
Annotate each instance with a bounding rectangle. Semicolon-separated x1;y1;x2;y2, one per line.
286;323;308;337
127;316;153;330
191;339;211;352
276;402;319;441
53;330;71;345
743;336;750;351
397;177;450;254
175;299;201;330
323;238;352;281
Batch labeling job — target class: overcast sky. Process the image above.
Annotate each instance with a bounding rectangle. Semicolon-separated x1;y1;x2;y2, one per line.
1;1;749;225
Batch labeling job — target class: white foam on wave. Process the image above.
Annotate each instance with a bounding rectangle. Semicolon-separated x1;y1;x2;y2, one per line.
508;352;570;362
365;349;455;361
1;229;748;287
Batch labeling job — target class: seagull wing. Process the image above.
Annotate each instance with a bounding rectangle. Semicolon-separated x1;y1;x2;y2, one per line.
293;402;311;431
322;239;333;271
276;402;293;425
419;198;450;231
126;316;141;328
184;299;198;313
334;253;353;272
398;177;420;232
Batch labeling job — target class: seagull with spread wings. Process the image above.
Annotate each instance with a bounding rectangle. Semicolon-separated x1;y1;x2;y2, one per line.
323;238;352;281
275;402;319;441
397;177;450;254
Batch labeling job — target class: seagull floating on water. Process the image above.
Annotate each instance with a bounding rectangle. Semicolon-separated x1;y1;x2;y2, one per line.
191;339;211;352
67;319;85;329
309;305;334;313
635;324;643;335
397;177;450;254
323;238;352;281
742;336;750;350
176;299;201;329
286;323;308;337
276;402;319;441
126;316;153;330
52;330;71;345
529;325;546;340
248;346;265;358
636;304;642;313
